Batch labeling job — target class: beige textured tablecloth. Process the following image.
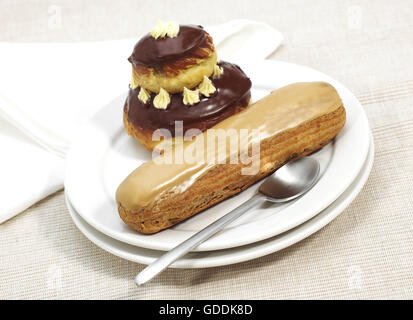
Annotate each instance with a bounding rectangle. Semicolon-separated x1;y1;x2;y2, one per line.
0;0;412;299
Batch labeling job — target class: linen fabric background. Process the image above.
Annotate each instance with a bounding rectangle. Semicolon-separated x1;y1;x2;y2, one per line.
0;0;412;299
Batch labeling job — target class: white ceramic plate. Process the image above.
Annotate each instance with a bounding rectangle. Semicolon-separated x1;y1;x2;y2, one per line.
65;59;371;252
65;136;374;268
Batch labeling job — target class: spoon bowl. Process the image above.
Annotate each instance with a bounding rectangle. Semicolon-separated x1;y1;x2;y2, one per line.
259;157;320;202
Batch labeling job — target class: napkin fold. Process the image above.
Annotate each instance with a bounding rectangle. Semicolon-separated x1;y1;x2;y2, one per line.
0;19;283;223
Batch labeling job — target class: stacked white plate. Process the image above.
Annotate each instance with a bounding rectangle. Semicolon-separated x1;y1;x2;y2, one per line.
64;60;373;268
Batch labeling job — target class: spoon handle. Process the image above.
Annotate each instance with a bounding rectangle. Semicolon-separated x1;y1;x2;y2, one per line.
135;194;264;286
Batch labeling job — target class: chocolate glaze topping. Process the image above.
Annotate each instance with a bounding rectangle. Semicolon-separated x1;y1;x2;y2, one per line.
129;25;207;70
125;61;252;135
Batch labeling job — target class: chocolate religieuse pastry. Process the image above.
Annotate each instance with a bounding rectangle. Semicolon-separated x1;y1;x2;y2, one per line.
123;21;252;151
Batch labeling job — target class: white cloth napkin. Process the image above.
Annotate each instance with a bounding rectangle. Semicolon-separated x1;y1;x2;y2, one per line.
0;19;283;223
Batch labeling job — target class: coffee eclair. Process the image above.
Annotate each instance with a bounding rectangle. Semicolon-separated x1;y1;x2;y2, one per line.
116;82;346;234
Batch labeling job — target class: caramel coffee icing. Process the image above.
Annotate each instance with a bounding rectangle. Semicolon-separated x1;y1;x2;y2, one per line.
116;82;343;211
125;61;252;135
129;25;208;71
